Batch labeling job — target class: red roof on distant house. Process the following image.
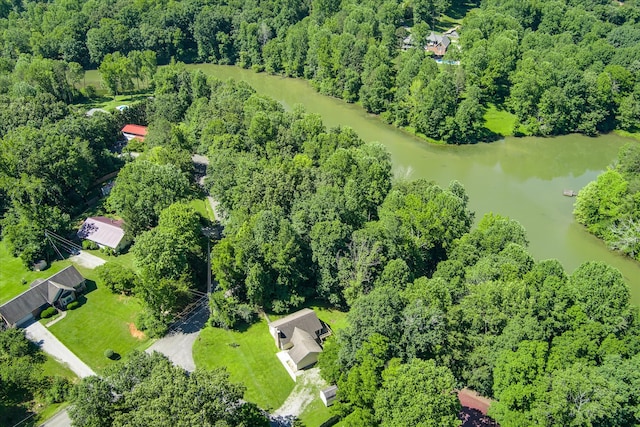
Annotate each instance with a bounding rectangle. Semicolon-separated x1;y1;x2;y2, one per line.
121;124;148;136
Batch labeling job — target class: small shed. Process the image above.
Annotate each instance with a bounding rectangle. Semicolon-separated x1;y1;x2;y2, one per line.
320;385;338;407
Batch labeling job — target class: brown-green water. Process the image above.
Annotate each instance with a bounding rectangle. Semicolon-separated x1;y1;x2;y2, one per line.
190;64;640;304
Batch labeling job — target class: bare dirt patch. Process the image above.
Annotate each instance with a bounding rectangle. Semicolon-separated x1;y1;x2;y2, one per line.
128;323;145;339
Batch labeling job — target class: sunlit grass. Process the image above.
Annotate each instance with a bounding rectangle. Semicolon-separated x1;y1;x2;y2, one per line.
193;317;294;411
484;104;517;137
0;240;73;305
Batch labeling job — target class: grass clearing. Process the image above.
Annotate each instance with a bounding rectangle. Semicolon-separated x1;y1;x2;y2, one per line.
188;198;216;222
299;397;336;427
0;240;73;305
76;69;152;111
193;318;294;411
48;267;149;372
484;105;517;137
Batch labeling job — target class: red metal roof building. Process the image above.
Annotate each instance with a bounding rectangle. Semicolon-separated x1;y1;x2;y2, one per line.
121;124;148;142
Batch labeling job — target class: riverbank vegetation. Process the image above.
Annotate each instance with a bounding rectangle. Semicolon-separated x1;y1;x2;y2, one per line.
165;70;639;425
2;0;640;143
574;142;640;261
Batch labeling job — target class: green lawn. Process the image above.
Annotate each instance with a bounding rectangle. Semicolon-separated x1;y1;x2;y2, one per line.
76;69;152;111
188;198;216;222
83;249;137;272
484;104;517;137
193;318;294;411
41;353;78;380
299;397;336;427
48;268;149;372
0;240;73;305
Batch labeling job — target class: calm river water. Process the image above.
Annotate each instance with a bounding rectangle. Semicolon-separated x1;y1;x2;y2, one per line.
189;64;640;304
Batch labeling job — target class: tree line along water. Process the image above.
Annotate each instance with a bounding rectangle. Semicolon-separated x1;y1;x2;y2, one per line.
190;64;640;304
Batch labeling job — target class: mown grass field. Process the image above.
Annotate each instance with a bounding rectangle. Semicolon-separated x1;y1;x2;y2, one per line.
48;265;149;372
193;305;347;420
193;317;294;410
77;69;152;111
188;198;217;222
0;240;73;305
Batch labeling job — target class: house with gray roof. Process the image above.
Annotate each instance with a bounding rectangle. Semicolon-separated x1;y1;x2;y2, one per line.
0;266;86;328
426;32;451;57
269;308;331;371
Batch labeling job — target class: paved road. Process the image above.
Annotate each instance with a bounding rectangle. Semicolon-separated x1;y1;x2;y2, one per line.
24;321;95;378
146;301;210;372
39;408;71;427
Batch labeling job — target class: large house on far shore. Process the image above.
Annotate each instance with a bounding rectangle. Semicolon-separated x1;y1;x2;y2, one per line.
0;266;86;328
426;32;451;57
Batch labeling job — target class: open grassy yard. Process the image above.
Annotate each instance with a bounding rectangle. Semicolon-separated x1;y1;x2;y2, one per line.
484;105;517;137
48;268;149;372
193;318;294;411
299;397;336;427
0;240;73;305
76;69;152;111
83;249;137;272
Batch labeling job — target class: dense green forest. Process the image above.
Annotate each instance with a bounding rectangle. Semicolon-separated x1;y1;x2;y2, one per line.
68;351;268;426
1;328;72;425
1;0;640;423
2;0;640;142
0;51;639;426
574;142;640;261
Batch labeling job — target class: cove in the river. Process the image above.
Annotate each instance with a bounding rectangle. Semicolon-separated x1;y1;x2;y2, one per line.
188;64;640;304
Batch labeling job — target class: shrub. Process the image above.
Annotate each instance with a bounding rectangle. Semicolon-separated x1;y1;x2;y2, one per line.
43;377;70;403
40;307;57;319
82;240;99;250
95;262;138;294
84;85;97;99
67;301;79;310
104;348;114;359
135;310;168;338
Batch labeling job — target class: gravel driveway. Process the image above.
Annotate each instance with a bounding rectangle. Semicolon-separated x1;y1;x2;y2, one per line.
68;251;106;269
24;321;95;378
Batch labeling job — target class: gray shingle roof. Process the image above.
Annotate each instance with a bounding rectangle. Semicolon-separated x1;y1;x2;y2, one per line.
288;327;323;365
270;308;323;348
0;266;85;326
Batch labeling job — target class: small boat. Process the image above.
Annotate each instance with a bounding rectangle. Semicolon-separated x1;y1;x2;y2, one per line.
563;190;578;197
